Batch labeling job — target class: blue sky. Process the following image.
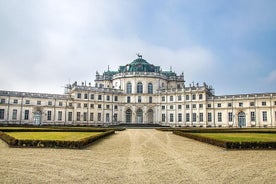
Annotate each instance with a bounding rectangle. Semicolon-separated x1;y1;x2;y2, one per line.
0;0;275;95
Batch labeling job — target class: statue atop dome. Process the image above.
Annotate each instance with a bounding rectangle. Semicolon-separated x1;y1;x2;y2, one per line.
136;53;142;58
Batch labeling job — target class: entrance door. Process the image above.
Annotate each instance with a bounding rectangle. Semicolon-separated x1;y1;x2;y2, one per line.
238;112;246;127
34;111;42;125
136;109;143;124
126;109;132;123
148;109;153;123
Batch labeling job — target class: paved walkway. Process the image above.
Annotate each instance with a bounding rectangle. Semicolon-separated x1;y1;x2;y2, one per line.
0;129;275;183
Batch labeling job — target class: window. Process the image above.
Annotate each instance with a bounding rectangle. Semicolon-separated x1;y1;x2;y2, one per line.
262;101;266;106
207;104;211;108
192;104;196;109
114;105;118;110
199;113;203;122
186;95;189;100
106;105;110;109
0;109;4;119
217;103;221;108
199;104;203;108
262;111;267;122
105;113;110;122
25;100;30;104
37;101;41;105
186;104;190;109
170;113;174;122
106;96;110;101
90;113;94;121
24;110;29;120
0;99;5;104
114;113;118;121
274;101;276;106
178;105;182;109
90;94;94;100
208;113;212;122
218;112;222;122
138;96;142;103
250;102;255;106
162;96;165;102
77;103;81;108
68;103;72;107
186;113;190;122
199;94;203;100
127;96;131;103
58;111;62;121
192;113;196;122
137;82;143;93
127;82;132;94
84;94;88;99
178;113;182;122
170;96;173;101
83;112;87;121
68;112;72;121
251;112;255;122
178;95;182;101
98;104;102;109
170;105;174;110
48;101;52;106
97;113;101;121
13;99;18;104
84;103;88;108
239;102;243;107
47;111;52;121
114;96;118;101
148;83;153;94
192;94;196;100
149;96;152;103
12;109;17;120
228;112;233;122
162;106;165;110
228;103;232;107
59;102;63;106
162;114;166;122
98;95;102;100
77;93;81;99
77;112;81;121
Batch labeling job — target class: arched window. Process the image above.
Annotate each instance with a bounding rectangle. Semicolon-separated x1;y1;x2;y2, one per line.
136;109;143;123
148;83;153;94
137;82;143;94
127;82;132;94
126;109;132;123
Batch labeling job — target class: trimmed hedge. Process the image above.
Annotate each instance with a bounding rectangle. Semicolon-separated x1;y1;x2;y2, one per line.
0;127;125;132
0;130;115;149
173;131;276;150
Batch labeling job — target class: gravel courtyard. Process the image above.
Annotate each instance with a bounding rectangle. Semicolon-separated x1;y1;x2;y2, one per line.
0;129;275;184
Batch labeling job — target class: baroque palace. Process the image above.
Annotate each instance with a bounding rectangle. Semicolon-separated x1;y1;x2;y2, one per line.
1;55;276;127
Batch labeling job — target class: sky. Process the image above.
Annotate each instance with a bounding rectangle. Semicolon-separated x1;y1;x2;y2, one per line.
0;0;275;95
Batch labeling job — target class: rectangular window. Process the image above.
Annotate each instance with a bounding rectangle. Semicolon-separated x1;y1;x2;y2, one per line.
12;109;17;120
90;94;94;100
199;94;203;100
58;111;62;121
48;101;52;106
68;112;72;121
217;103;221;108
106;113;110;122
250;112;255;122
127;96;131;103
170;105;174;110
199;104;203;108
0;99;5;104
192;94;196;100
84;94;88;99
178;105;182;109
47;111;52;121
114;105;118;110
114;96;118;101
83;112;87;121
37;101;41;105
170;113;174;122
178;113;182;122
170;96;173;101
77;103;81;108
149;96;152;103
98;104;102;109
59;102;63;106
192;104;196;109
69;103;73;107
186;113;190;122
192;113;196;122
114;113;118;121
13;99;18;104
77;112;81;121
250;102;255;106
262;111;267;122
228;112;233;122
228;103;232;107
24;110;29;120
199;113;203;122
97;113;101;121
106;96;110;101
162;96;165;101
90;113;94;121
186;104;190;109
186;95;189;100
207;104;211;108
162;114;166;122
218;112;222;122
208;113;212;122
162;106;165;110
77;93;81;99
138;96;142;103
178;95;182;101
98;95;102;100
84;103;88;108
262;101;266;106
0;109;4;119
90;104;94;108
239;102;243;107
106;105;110;109
25;100;30;104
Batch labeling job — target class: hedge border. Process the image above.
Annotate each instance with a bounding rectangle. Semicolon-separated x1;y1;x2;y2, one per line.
0;130;115;149
173;131;276;150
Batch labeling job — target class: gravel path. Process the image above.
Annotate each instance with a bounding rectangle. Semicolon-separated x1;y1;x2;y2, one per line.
0;129;275;183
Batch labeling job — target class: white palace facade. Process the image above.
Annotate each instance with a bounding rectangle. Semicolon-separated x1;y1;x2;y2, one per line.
1;55;276;127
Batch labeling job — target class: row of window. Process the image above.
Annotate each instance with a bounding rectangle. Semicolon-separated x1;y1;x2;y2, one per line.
76;93;118;101
161;94;204;102
126;82;153;94
0;98;72;107
161;111;271;123
126;96;153;103
162;104;204;110
77;103;118;110
209;101;273;108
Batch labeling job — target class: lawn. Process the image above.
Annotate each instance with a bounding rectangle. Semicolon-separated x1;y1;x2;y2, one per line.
5;132;102;141
194;133;276;142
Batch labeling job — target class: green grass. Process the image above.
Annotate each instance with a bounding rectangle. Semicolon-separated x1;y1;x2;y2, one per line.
5;132;102;141
194;133;276;142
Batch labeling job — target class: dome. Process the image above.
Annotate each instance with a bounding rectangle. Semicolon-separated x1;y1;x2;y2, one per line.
126;56;155;72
